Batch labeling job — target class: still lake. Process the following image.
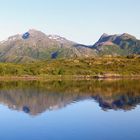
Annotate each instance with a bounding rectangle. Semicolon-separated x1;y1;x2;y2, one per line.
0;79;140;140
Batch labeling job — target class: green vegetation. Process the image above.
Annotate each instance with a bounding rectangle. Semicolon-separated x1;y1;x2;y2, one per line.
0;56;140;78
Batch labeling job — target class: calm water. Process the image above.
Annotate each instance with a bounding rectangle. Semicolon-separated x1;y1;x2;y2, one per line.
0;80;140;140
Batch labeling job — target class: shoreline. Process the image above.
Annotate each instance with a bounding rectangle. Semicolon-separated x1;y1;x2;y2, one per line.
0;75;140;81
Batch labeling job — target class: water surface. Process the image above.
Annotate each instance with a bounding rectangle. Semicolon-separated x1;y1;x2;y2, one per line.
0;80;140;140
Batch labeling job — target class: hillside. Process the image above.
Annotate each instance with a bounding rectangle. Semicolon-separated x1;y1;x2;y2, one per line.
93;33;140;56
0;29;96;62
0;30;140;63
0;56;140;78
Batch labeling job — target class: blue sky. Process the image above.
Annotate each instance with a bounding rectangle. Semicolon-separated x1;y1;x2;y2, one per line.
0;0;140;44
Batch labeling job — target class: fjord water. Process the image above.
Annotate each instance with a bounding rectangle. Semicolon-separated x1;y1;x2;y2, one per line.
0;80;140;140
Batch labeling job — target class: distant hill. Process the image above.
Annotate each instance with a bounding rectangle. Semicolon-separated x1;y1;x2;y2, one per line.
0;29;140;62
93;33;140;56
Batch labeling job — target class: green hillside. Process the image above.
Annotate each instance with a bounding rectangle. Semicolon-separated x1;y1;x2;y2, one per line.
0;56;140;78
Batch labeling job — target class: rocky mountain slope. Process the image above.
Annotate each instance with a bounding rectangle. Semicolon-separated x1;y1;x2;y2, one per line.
93;33;140;56
0;29;140;62
0;29;96;62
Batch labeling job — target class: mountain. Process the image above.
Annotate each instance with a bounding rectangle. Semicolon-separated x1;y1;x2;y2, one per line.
93;33;140;56
0;30;140;63
0;29;96;62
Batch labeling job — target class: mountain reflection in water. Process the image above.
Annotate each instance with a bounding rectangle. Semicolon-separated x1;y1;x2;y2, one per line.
0;80;140;116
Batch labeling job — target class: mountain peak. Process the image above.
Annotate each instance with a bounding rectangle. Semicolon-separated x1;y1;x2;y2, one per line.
27;29;46;35
121;33;136;39
121;33;132;36
101;33;109;37
100;33;109;39
28;29;42;33
22;29;47;39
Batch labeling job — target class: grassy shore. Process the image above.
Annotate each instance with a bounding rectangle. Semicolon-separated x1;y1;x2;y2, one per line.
1;75;140;81
0;56;140;80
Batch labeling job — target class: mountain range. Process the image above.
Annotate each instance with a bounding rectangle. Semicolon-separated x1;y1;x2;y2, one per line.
0;29;140;62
